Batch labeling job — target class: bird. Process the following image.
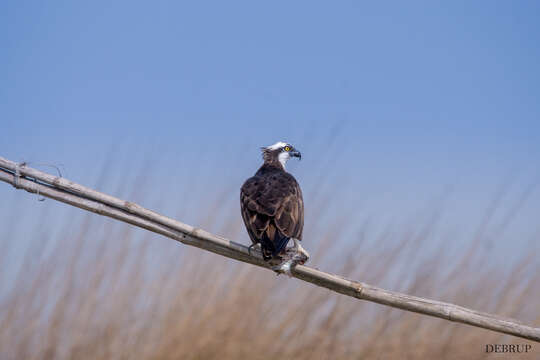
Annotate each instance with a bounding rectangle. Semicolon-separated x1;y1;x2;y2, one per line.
240;141;309;275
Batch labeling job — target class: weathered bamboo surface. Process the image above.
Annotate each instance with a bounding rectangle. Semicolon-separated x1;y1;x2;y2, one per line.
0;156;539;342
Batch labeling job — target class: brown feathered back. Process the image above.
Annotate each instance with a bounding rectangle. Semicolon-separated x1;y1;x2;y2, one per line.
240;156;304;260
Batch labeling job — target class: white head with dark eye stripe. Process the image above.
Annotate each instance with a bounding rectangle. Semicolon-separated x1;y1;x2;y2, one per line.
261;141;302;169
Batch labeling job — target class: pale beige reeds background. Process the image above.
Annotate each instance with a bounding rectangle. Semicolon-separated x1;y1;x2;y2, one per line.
0;159;538;360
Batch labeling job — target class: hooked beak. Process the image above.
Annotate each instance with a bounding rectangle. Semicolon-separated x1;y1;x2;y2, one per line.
290;150;301;160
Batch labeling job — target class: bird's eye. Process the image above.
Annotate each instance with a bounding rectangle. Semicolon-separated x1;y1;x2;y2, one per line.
284;146;291;152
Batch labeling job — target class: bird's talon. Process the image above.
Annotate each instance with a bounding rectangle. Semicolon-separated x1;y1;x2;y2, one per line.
272;259;294;277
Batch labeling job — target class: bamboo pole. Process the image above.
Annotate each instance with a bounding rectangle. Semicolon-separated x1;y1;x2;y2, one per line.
0;156;539;343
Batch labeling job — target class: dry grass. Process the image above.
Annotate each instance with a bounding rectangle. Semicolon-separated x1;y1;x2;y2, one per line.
0;162;538;360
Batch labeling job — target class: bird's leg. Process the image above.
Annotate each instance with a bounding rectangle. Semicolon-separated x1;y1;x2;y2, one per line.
292;238;310;264
247;243;260;256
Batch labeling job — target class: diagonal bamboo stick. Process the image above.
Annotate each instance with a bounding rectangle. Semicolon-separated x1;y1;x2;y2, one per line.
0;156;539;342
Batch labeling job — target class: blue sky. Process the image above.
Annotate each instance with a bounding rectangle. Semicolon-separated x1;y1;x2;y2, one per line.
1;1;540;267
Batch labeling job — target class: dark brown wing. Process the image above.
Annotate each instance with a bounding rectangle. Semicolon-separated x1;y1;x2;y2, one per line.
240;169;303;259
240;175;269;245
273;173;303;241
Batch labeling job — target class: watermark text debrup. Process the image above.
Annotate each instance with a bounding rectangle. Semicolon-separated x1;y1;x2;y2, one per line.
485;344;532;353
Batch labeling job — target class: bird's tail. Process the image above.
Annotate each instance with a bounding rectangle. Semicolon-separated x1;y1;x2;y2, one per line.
261;226;290;261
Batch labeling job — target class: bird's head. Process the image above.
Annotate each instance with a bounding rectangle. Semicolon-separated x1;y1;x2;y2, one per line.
261;141;301;168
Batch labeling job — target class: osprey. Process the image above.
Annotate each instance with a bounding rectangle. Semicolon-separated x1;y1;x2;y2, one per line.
240;141;309;274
